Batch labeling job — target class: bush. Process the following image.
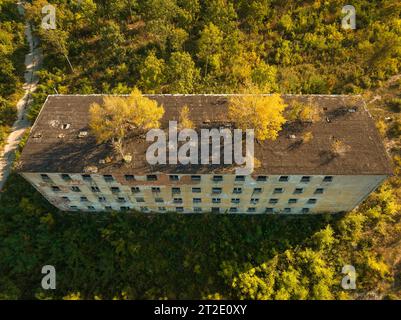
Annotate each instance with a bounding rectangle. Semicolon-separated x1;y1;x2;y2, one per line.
0;96;16;126
388;120;401;138
387;98;401;113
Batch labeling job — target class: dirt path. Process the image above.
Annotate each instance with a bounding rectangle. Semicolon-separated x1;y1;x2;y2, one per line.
0;2;42;191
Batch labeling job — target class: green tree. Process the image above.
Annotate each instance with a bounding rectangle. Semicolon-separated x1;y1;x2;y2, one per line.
138;51;166;93
39;29;74;72
197;23;223;76
167;52;199;93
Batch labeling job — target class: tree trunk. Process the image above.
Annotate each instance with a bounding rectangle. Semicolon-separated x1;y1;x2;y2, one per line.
113;138;125;160
64;54;74;73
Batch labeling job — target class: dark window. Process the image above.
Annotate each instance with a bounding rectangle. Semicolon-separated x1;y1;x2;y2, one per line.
269;198;279;204
69;206;78;210
61;174;71;181
284;208;291;213
212;198;221;204
314;188;324;194
211;207;220;213
307;198;317;204
91;186;100;193
105;206;112;210
140;206;148;212
82;174;92;181
247;207;256;213
194;207;202;212
71;186;80;192
173;198;183;204
158;207;166;211
229;207;238;213
80;196;88;202
98;196;106;203
192;187;201;193
302;208;310;213
155;198;164;203
265;208;274;213
212;187;222;194
294;188;303;194
273;188;284;194
323;176;333;182
253;187;262;194
301;176;311;183
250;198;259;204
172;187;181;194
279;176;289;182
193;198;202;203
51;186;61;192
235;175;245;182
121;206;130;211
131;187;140;193
147;175;157;181
231;198;240;204
103;175;114;182
169;175;179;181
41;174;51;182
176;207;184;212
117;197;126;203
136;197;145;203
87;206;95;210
151;187;161;193
213;175;223;182
111;187;120;194
191;175;201;181
233;187;242;194
257;176;267;182
288;198;298;204
124;175;135;181
61;196;70;202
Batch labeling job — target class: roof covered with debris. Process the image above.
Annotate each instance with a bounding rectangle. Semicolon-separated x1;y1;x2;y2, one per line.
18;94;393;175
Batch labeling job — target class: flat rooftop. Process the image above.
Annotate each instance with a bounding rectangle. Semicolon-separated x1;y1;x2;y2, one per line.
18;94;393;176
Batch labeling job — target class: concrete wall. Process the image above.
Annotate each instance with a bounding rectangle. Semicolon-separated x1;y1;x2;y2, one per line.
20;172;388;214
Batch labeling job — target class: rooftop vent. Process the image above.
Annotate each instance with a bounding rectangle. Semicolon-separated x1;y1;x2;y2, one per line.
33;133;42;139
58;133;65;139
289;134;296;139
83;166;98;173
348;107;357;113
78;131;88;138
61;123;71;130
49;120;60;128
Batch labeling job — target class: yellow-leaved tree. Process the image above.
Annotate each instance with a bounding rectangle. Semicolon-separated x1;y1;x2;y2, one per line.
89;89;164;161
228;93;287;141
178;105;194;130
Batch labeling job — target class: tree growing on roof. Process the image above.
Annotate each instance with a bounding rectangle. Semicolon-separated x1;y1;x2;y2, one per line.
89;88;164;161
228;93;287;141
178;105;194;130
287;101;320;123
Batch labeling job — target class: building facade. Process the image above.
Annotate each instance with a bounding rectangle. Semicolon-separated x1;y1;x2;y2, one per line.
18;94;393;214
20;172;387;213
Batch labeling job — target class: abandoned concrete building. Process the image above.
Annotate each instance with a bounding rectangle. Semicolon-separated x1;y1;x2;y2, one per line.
17;94;392;214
